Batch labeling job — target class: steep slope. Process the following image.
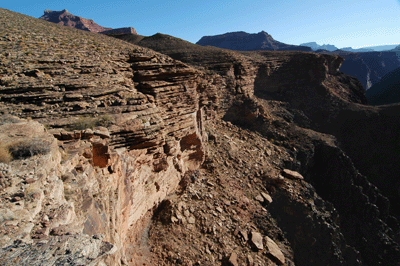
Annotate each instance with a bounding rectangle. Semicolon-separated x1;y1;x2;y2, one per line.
196;31;312;52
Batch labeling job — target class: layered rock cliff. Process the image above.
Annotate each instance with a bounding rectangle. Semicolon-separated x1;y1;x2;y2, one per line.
1;8;400;266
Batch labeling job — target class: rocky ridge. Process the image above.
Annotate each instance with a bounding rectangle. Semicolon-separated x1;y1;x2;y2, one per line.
196;31;312;52
39;9;112;33
1;8;400;266
39;9;137;35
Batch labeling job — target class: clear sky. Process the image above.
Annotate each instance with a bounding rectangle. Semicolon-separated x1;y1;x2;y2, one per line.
2;0;400;48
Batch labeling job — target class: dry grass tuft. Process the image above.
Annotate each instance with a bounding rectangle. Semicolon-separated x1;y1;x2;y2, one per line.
8;138;51;160
0;141;12;163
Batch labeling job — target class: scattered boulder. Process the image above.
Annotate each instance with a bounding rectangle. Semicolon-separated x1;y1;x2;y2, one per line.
261;192;273;204
282;169;304;180
265;236;285;265
228;252;239;266
250;231;264;250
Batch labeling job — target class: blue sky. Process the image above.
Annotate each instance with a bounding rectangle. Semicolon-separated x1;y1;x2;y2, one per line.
2;0;400;48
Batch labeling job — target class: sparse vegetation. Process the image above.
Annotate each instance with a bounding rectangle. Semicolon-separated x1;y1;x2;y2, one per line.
69;114;113;130
8;138;51;159
0;142;12;163
70;116;97;130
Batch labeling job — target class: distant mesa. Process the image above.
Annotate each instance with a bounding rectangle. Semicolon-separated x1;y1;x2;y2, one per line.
300;42;338;52
100;27;137;35
196;31;312;52
39;9;137;35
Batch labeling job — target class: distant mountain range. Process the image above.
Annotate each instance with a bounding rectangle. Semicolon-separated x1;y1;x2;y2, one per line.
300;42;338;52
340;45;399;52
196;31;312;52
300;42;399;53
39;9;137;34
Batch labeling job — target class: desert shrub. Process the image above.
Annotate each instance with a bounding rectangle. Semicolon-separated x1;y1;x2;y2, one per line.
69;116;97;130
69;115;113;130
0;142;12;163
8;138;51;159
95;115;112;127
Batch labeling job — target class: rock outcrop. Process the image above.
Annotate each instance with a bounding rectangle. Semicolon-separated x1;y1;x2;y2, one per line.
39;9;112;33
101;27;138;35
39;9;138;35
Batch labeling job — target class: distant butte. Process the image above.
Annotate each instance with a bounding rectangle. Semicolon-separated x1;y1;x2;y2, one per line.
196;31;312;52
39;9;137;34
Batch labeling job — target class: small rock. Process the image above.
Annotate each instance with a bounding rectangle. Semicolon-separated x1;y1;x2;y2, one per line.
241;195;250;205
31;192;42;200
184;209;190;218
239;230;248;241
261;192;273;204
93;126;110;139
82;129;94;139
223;200;231;206
228;252;239;266
255;195;264;203
206;181;215;187
250;231;264;250
247;255;254;266
265;236;285;265
25;178;36;184
282;169;304;180
188;216;196;224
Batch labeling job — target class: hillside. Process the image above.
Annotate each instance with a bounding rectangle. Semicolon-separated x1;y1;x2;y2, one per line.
1;8;400;266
